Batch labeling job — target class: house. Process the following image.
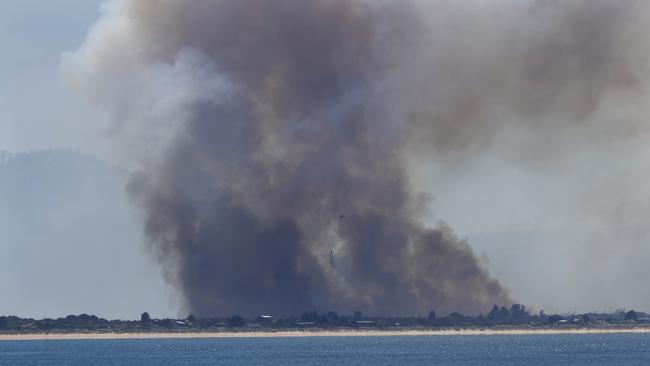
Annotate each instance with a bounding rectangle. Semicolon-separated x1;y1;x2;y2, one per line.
257;315;273;324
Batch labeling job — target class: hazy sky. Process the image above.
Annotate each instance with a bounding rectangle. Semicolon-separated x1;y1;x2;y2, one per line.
2;0;650;318
0;0;110;156
0;1;177;320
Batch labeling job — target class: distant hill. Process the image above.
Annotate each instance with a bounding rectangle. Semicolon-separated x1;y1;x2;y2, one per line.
0;150;174;320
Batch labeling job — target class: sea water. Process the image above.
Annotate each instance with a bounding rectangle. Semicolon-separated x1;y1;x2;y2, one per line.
1;333;649;365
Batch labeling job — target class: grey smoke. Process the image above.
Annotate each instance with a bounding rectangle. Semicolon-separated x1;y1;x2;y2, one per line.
65;0;649;316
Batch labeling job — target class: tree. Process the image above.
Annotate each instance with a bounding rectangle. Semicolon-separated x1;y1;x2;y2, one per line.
488;305;501;320
187;314;197;323
625;310;638;321
448;312;466;324
140;312;151;326
548;315;563;323
300;311;319;322
325;312;340;324
510;304;528;319
353;311;363;320
428;310;437;321
228;315;245;327
161;318;174;328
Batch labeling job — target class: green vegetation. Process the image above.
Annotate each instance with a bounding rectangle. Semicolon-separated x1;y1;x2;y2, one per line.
1;306;648;334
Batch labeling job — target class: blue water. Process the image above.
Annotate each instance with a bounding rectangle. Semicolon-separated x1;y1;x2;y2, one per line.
1;334;649;365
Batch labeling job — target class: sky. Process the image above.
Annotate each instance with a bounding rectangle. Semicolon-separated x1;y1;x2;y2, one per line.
1;0;650;318
0;1;177;320
0;0;110;157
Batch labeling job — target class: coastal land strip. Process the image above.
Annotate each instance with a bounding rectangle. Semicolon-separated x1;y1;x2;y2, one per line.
3;328;650;341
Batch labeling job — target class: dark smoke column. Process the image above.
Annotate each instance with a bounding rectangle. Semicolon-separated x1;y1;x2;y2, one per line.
67;0;511;317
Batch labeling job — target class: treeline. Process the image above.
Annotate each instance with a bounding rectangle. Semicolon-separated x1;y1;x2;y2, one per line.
1;305;648;333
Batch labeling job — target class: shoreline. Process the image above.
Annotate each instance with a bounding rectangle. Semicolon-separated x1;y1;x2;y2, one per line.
3;327;650;340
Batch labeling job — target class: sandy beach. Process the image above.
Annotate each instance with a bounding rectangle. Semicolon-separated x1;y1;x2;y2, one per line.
3;328;650;341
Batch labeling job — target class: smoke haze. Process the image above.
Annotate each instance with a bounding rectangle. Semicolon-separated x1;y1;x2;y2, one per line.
66;0;650;316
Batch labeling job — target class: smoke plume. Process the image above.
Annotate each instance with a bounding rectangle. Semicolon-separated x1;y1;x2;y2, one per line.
66;0;650;316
